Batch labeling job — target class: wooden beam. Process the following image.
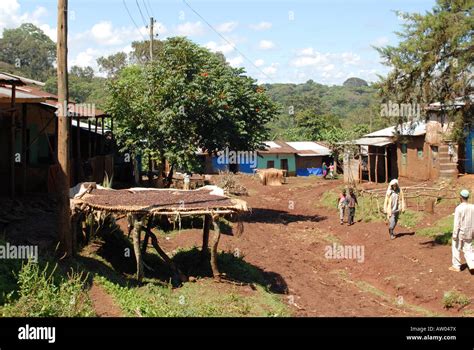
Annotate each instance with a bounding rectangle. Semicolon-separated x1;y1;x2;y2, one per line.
9;85;16;198
88;119;91;159
76;116;81;183
368;148;372;183
94;117;98;156
375;150;379;183
21;104;27;194
210;215;221;279
385;147;389;183
57;0;73;257
201;214;211;262
132;217;144;282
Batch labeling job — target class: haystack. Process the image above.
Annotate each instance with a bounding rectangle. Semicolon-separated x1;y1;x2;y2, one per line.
257;168;284;186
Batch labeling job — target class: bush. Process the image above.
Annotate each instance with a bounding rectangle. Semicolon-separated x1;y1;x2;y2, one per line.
443;289;470;309
1;261;94;317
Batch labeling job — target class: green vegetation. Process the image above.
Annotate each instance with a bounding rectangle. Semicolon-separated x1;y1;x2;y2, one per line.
96;275;289;317
1;261;94;317
443;289;470;309
417;215;454;245
398;210;425;229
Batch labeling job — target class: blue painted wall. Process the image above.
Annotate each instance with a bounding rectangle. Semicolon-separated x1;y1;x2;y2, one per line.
466;130;474;173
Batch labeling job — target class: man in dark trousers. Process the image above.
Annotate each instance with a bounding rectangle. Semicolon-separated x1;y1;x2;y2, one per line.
347;188;358;226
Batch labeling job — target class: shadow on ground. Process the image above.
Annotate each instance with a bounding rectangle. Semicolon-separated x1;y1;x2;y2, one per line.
243;208;327;225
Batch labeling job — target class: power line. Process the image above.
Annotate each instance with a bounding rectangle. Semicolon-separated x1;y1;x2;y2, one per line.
146;0;156;18
135;0;148;28
142;0;151;18
123;0;146;41
182;0;274;82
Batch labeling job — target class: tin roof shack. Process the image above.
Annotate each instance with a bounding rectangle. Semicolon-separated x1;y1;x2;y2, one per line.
286;141;332;176
348;121;429;183
257;141;297;176
0;73;119;196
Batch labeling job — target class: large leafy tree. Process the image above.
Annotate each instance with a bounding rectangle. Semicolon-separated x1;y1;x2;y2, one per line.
0;23;56;81
107;37;278;181
97;52;128;78
376;0;473;137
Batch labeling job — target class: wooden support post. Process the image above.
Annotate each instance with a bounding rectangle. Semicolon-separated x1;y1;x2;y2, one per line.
88;120;91;159
368;150;372;183
132;217;144;282
385;147;389;183
76;116;81;183
57;0;73;257
210;215;221;279
9;85;16;198
147;228;187;282
21;104;27;194
94;117;98;156
201;214;211;261
375;150;379;183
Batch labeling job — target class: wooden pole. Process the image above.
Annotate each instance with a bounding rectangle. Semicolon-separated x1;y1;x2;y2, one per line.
210;215;221;279
375;150;379;183
88;119;91;159
57;0;72;257
368;148;372;183
94;117;98;155
149;17;154;61
9;85;16;198
385;147;389;183
132;217;144;282
76;116;81;183
21;103;27;194
201;214;211;262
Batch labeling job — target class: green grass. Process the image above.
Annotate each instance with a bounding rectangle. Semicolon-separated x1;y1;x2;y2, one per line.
443;289;470;309
96;276;290;317
1;261;94;317
399;210;425;228
417;215;454;245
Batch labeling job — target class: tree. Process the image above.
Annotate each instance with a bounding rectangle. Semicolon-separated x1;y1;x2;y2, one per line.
97;52;128;78
376;0;473;138
128;40;165;65
107;37;278;184
0;23;56;81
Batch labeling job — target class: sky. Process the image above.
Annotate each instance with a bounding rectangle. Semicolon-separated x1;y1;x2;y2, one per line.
0;0;437;85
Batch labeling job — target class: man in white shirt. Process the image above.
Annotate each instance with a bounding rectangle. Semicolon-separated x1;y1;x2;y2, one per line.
450;189;474;272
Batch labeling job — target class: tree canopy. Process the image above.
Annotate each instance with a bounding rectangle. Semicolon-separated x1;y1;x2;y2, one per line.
0;23;56;81
106;37;278;172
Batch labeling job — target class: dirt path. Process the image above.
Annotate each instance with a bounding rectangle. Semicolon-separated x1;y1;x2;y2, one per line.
89;282;123;317
160;176;474;316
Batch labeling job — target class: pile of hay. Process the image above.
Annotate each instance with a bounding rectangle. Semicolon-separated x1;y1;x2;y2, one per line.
256;168;284;186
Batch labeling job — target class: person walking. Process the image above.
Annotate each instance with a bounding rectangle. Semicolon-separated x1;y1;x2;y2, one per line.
347;188;358;226
383;179;405;240
322;162;328;179
450;189;474;272
329;163;335;179
337;189;348;225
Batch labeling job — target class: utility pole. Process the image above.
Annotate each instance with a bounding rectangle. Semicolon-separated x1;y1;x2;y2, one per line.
57;0;72;258
149;17;154;61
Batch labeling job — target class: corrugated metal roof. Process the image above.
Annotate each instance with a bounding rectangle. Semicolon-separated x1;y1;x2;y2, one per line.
287;141;331;156
0;72;44;86
354;137;393;147
0;86;46;102
365;121;426;137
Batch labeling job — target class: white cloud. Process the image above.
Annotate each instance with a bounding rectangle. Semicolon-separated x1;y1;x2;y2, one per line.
249;21;272;31
341;52;361;65
216;21;238;33
262;63;278;75
0;0;51;38
70;48;101;68
254;59;265;67
175;21;205;36
227;56;243;67
205;41;234;54
258;40;275;50
372;36;389;47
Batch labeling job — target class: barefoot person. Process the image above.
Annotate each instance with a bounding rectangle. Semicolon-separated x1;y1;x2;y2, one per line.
450;190;474;272
383;179;405;240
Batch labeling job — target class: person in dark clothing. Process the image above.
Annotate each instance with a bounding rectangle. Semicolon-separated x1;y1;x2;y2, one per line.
346;188;358;226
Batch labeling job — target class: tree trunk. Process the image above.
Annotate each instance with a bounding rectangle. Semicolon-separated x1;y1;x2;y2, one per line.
201;214;211;262
132;217;144;282
210;216;221;279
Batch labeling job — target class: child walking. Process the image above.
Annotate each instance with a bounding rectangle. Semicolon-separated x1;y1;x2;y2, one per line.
338;189;348;225
347;188;358;226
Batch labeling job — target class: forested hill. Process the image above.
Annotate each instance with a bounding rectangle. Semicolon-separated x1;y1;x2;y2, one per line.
263;78;390;142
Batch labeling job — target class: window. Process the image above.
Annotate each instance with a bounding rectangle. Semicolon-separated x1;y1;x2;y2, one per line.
267;160;274;168
417;147;423;159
